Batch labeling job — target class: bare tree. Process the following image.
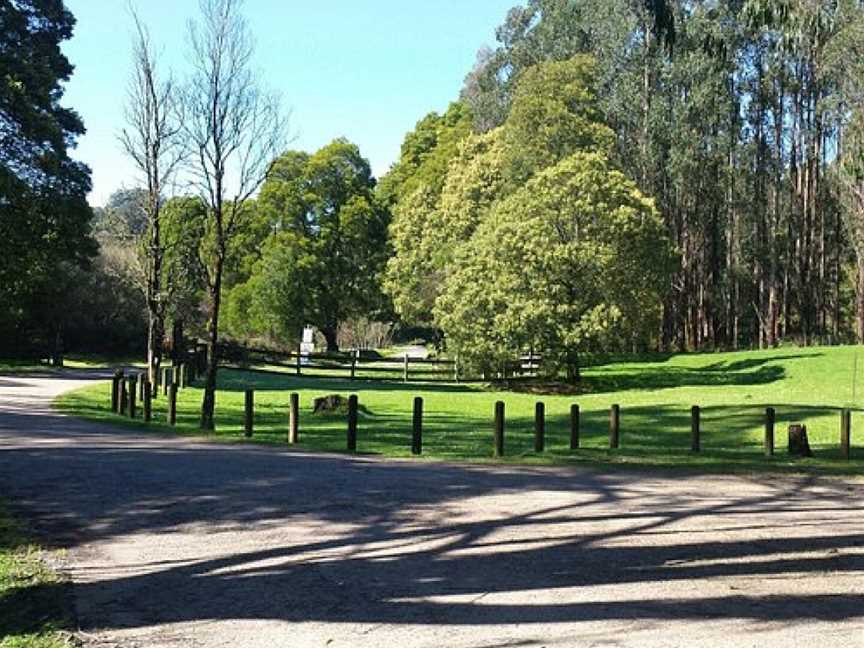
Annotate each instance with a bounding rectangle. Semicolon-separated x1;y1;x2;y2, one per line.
183;0;286;430
120;10;185;387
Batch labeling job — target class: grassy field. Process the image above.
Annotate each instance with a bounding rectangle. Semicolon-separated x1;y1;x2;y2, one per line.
0;503;70;648
55;345;864;475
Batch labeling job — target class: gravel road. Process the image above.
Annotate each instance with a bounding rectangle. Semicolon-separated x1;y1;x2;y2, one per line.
1;370;863;647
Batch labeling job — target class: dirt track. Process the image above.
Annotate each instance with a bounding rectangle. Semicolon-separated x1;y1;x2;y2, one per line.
1;370;863;647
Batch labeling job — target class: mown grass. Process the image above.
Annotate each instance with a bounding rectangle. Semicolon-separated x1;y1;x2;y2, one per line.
55;344;864;475
0;503;70;648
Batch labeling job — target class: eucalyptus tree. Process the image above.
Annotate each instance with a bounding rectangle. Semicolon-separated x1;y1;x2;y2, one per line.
183;0;287;431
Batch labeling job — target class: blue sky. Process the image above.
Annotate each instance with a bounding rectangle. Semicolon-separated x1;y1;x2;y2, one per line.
61;0;517;206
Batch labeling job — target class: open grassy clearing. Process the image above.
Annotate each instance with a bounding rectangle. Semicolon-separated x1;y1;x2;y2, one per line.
0;503;71;648
56;344;864;475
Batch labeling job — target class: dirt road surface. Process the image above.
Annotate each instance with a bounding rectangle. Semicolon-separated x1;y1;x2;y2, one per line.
1;371;863;647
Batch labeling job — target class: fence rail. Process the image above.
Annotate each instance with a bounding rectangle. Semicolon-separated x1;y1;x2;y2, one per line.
213;343;543;383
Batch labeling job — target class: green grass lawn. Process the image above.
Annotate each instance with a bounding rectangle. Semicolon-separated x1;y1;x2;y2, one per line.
55;345;864;475
0;503;71;648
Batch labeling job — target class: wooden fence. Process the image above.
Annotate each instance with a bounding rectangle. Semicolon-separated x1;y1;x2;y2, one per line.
215;343;543;383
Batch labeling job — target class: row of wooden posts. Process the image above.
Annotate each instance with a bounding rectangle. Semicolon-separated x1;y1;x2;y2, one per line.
110;362;195;424
224;394;858;460
108;372;856;459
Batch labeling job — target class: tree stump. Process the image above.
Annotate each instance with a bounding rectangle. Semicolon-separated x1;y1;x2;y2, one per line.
788;424;813;458
313;394;348;414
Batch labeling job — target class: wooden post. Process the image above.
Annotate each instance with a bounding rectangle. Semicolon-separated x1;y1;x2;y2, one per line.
494;401;505;458
534;402;545;453
152;366;159;400
570;404;580;450
180;363;187;389
163;367;170;396
168;383;177;426
119;377;128;416
765;407;775;457
453;357;459;383
111;371;121;412
609;404;620;449
691;405;701;453
350;352;357;380
128;375;137;419
143;380;152;422
403;354;409;383
841;409;851;460
244;389;253;438
412;396;423;455
289;392;299;444
347;394;358;452
138;372;145;401
296;346;302;376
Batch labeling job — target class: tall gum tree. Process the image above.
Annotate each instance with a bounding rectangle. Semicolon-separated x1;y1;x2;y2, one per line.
182;0;286;431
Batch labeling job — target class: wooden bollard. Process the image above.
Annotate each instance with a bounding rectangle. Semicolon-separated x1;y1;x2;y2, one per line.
765;407;775;457
295;347;302;376
534;402;545;453
289;392;299;443
570;404;580;449
168;383;177;426
143;380;152;422
609;404;620;449
403;354;409;383
138;372;145;401
163;367;171;396
494;401;505;457
244;389;253;437
691;405;701;452
180;363;187;389
412;396;423;455
128;375;138;419
111;371;122;412
152;367;159;400
350;354;357;381
347;394;358;452
119;377;128;416
841;409;851;460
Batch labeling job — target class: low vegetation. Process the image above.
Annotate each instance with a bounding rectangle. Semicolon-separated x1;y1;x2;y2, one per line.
57;344;864;475
0;503;70;648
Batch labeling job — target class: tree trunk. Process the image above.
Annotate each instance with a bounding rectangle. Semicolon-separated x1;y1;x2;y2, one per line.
200;260;223;432
857;259;864;344
321;326;339;353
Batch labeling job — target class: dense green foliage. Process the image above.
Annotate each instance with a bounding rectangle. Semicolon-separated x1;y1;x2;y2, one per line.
437;152;673;378
386;55;672;375
0;0;95;357
59;344;864;473
455;0;864;353
225;140;390;351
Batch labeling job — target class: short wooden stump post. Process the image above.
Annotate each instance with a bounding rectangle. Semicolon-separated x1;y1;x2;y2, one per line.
609;404;620;449
765;407;775;457
168;383;178;426
841;409;852;460
493;401;505;458
163;367;171;396
570;404;580;450
143;380;152;423
128;375;138;419
119;377;128;416
788;423;812;457
244;389;254;438
289;393;299;444
111;370;122;412
412;396;423;456
691;405;701;453
347;395;358;452
534;402;545;453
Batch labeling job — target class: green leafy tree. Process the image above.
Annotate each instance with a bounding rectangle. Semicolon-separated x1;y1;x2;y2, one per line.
0;0;95;356
436;152;674;381
230;139;390;351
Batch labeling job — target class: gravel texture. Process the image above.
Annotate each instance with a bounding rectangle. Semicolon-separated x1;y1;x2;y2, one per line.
1;370;863;647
